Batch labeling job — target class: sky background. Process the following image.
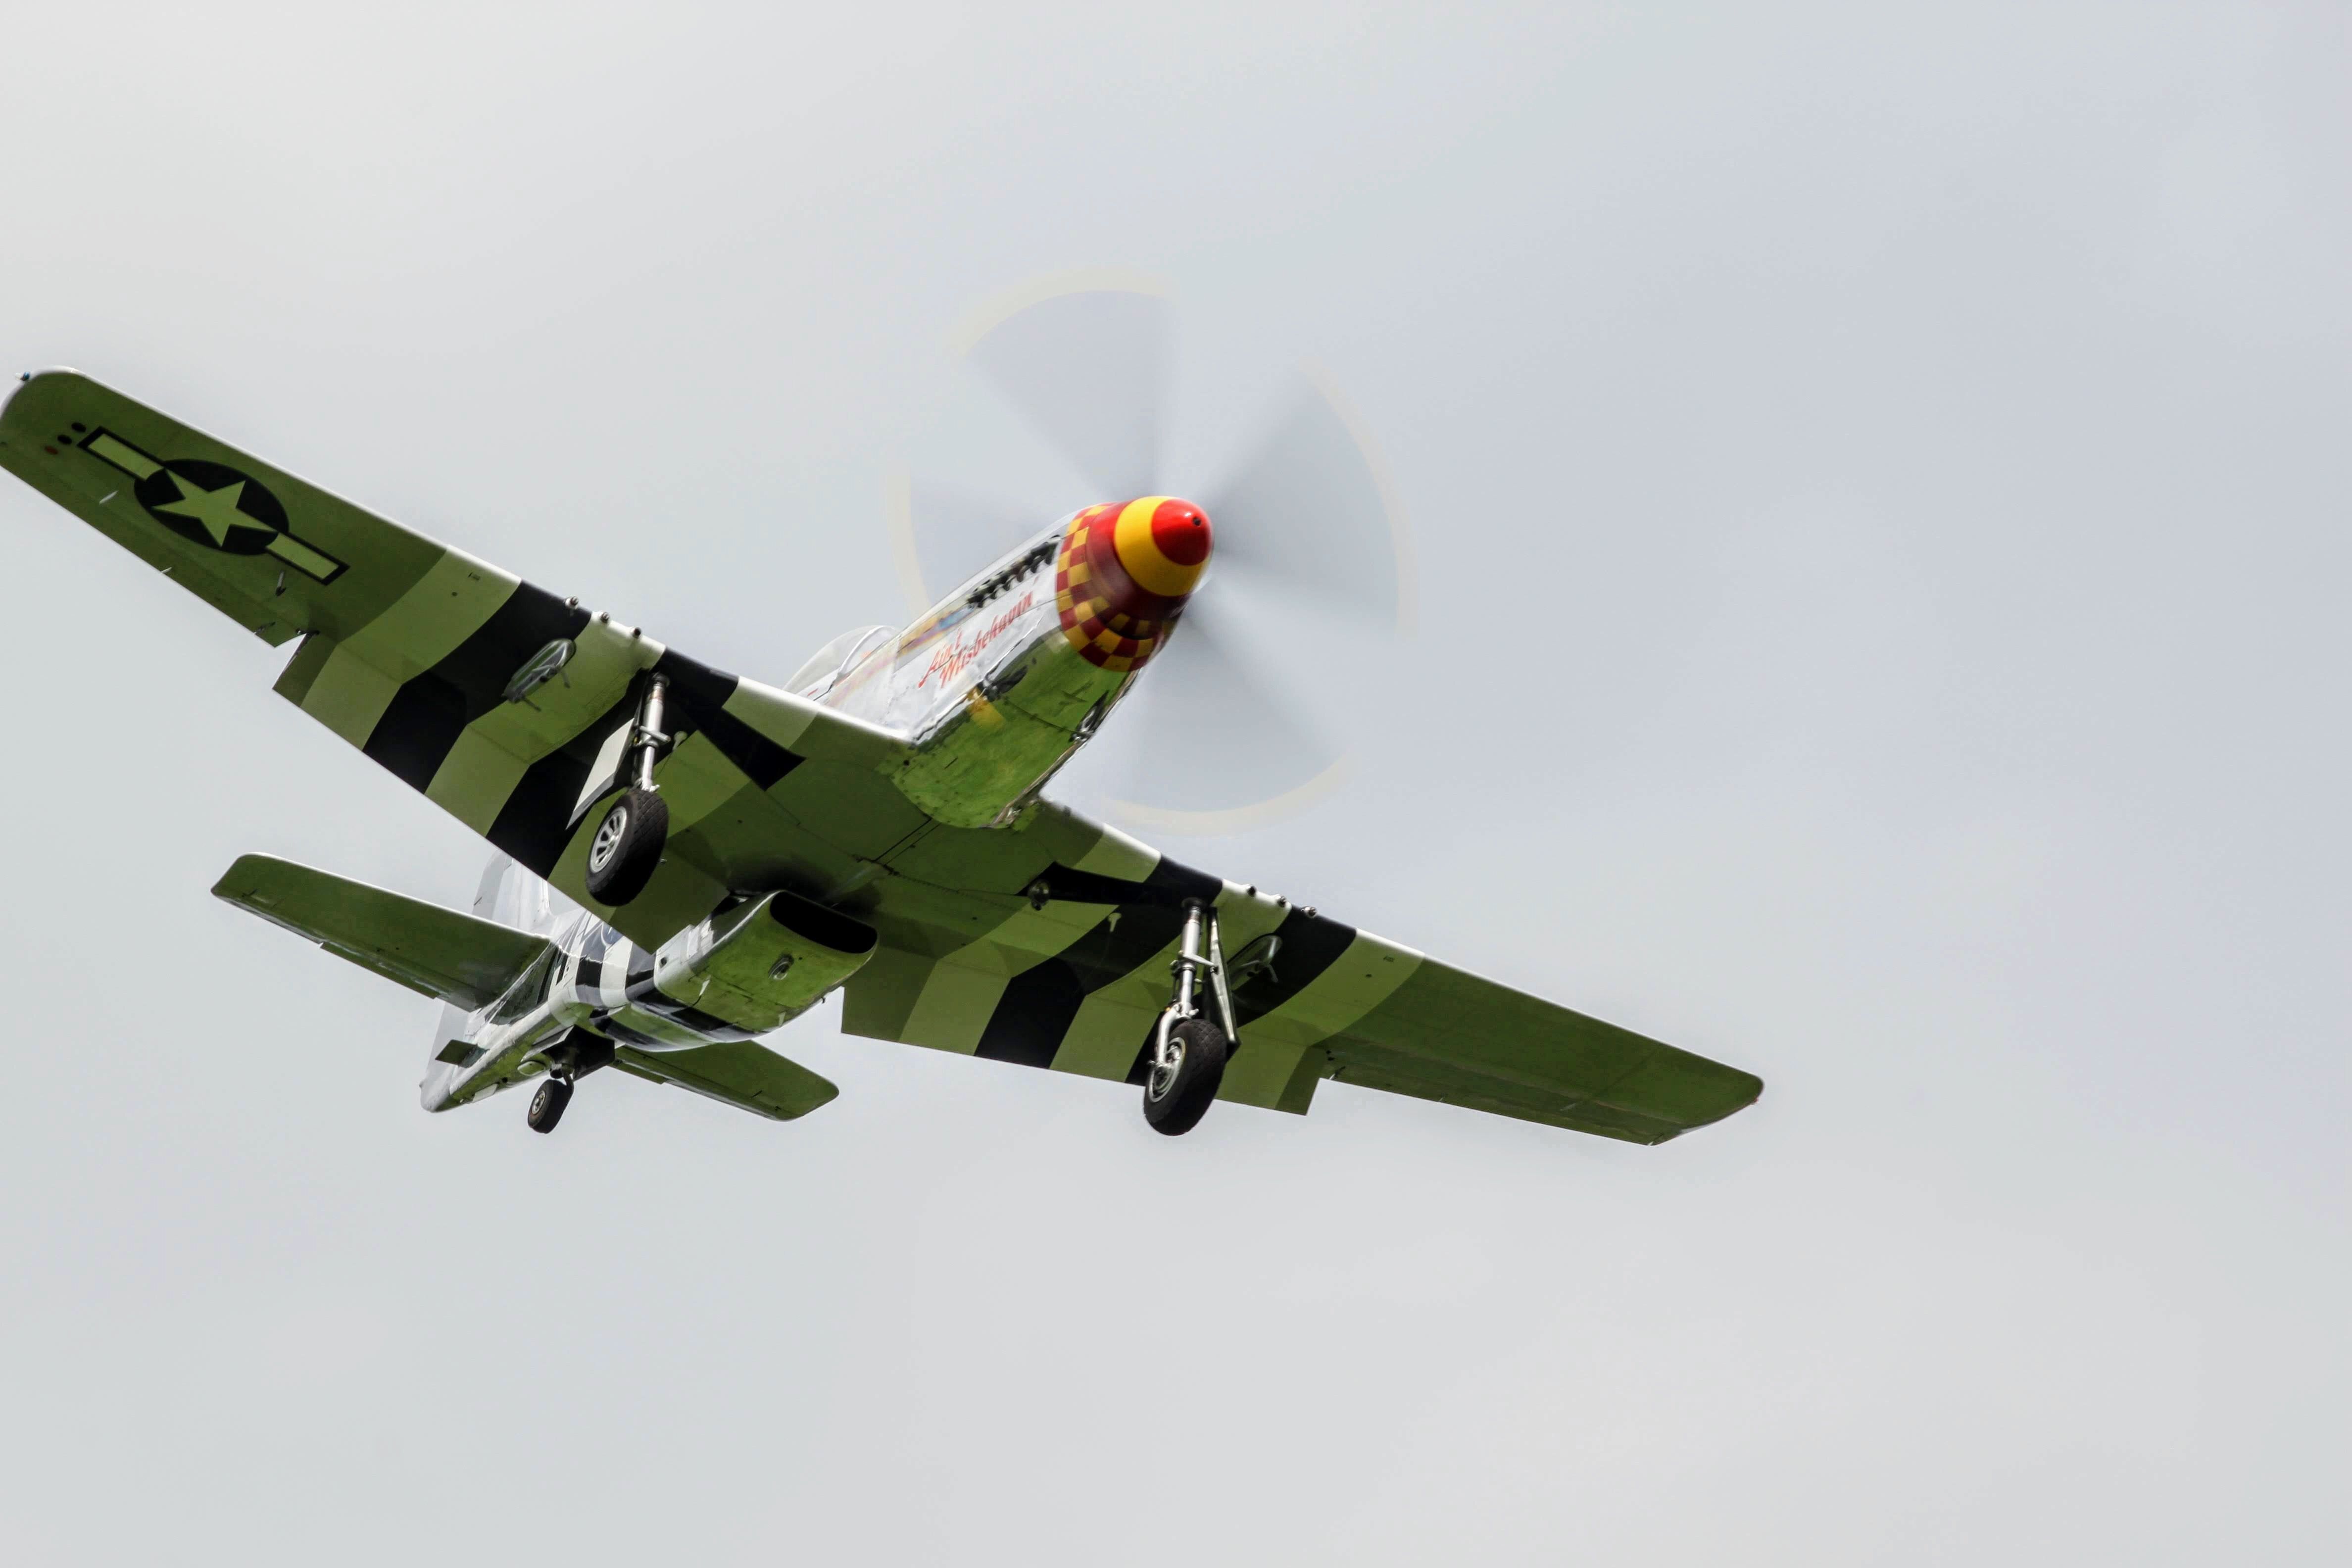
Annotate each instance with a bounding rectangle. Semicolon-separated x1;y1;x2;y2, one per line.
3;3;2348;1563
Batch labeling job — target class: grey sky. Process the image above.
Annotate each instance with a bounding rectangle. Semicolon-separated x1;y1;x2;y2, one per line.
3;3;2346;1562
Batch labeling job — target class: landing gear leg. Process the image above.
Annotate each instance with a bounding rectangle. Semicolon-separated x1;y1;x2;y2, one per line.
1142;899;1237;1136
586;674;671;906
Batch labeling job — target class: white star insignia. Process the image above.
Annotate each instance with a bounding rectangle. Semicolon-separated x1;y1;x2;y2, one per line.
154;471;272;547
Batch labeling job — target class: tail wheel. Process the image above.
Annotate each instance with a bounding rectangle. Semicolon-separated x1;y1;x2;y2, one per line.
585;786;668;906
528;1076;573;1134
1143;1016;1227;1136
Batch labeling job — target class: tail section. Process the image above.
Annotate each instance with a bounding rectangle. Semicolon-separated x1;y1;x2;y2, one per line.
214;849;840;1127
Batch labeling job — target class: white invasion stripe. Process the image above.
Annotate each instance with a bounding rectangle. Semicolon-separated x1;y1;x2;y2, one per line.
1251;931;1421;1047
1209;882;1288;951
1052;990;1159;1082
897;960;1009;1054
600;942;633;1011
1070;821;1158;880
1218;931;1422;1109
965;898;1117;967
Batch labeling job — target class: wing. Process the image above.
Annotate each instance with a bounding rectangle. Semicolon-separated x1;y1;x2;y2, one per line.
2;370;916;957
212;853;546;1011
609;1040;839;1121
839;811;1763;1145
1295;954;1761;1143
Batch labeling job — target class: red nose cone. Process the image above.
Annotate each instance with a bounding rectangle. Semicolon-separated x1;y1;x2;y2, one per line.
1152;500;1213;568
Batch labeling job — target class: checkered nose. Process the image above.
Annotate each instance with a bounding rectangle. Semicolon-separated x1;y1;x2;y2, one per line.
1051;497;1214;673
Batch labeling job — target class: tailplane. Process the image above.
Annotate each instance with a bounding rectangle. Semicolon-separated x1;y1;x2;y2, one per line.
212;854;548;1009
214;851;839;1129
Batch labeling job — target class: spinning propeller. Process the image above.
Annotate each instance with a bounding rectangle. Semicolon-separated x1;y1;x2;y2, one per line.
889;278;1415;833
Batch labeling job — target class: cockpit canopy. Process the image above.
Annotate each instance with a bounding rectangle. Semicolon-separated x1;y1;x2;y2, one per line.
788;624;898;705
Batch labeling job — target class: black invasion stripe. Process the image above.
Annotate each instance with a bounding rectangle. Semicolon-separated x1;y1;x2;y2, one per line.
1028;858;1223;910
1121;909;1359;1086
487;688;637;876
1230;910;1357;1028
974;961;1086;1067
972;858;1223;1068
653;650;801;789
363;583;591;792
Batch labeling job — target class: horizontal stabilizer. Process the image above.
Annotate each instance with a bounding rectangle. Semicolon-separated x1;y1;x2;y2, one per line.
611;1041;839;1121
213;853;547;1010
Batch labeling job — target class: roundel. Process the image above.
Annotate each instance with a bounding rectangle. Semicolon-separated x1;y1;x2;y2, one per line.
133;458;291;555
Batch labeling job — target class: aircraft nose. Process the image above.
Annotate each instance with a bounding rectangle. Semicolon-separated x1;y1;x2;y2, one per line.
1111;496;1213;600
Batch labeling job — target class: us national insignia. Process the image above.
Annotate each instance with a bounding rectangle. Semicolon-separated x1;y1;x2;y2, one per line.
79;429;345;583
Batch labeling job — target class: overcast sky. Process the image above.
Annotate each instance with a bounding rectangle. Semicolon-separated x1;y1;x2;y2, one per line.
3;3;2347;1564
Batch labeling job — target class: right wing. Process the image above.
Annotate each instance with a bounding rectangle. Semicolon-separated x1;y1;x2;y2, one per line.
2;370;917;957
609;1040;839;1121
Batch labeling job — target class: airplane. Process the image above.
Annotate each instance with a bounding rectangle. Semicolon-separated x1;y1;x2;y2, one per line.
0;367;1763;1143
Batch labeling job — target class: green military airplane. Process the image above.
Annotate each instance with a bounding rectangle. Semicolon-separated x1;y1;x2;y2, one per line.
1;367;1761;1142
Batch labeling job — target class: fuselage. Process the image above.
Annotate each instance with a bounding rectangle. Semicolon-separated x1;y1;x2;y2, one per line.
427;900;755;1110
426;495;1215;1109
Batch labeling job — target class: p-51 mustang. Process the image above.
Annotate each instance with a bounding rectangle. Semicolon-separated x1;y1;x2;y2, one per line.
0;368;1761;1142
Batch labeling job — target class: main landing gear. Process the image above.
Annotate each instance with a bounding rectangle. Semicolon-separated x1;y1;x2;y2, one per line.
1143;899;1237;1136
586;674;671;906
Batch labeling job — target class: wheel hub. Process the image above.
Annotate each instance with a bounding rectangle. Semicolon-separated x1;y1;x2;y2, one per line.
588;805;628;872
1146;1031;1185;1102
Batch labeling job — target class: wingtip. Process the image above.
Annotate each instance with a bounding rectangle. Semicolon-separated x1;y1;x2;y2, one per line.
209;851;282;900
3;367;87;418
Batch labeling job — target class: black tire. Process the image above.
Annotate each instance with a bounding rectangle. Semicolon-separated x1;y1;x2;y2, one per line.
584;786;668;906
1143;1016;1227;1136
528;1077;572;1134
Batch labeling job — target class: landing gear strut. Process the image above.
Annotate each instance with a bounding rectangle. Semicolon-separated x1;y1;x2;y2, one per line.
586;674;671;906
1143;899;1238;1136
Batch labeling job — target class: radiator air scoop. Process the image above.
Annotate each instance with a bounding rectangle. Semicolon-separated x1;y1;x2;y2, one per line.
652;888;878;1033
